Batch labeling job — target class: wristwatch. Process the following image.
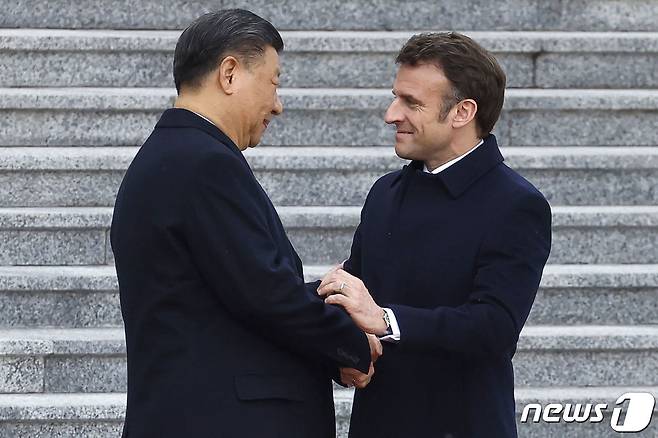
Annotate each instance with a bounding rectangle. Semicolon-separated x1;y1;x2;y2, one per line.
382;309;393;336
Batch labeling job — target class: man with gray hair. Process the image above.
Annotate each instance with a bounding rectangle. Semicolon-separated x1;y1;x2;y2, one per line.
111;9;378;437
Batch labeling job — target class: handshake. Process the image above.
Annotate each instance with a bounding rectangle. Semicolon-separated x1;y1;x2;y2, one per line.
317;265;387;389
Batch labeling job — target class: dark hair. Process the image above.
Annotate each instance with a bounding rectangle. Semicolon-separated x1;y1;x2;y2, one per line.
396;32;506;136
173;9;284;93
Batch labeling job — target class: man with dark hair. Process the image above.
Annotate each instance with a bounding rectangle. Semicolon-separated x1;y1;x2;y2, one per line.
318;32;552;437
111;9;378;438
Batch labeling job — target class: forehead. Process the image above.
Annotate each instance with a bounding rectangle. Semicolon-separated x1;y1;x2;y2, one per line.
393;63;450;97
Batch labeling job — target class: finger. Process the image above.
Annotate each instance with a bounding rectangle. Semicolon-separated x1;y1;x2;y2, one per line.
318;279;353;297
325;293;352;309
317;280;343;297
354;375;371;389
366;334;383;362
317;273;337;291
345;369;370;388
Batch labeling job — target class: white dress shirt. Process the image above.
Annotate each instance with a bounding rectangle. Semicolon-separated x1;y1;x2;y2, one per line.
381;139;484;343
189;110;217;127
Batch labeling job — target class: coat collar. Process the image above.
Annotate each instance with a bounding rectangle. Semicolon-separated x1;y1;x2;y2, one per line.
154;108;245;162
395;134;504;199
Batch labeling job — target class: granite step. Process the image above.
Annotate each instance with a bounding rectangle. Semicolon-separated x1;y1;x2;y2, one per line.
0;393;125;437
1;88;657;146
0;206;657;265
1;264;656;328
1;30;656;88
2;0;656;31
1;387;656;438
1;326;657;394
2;146;657;207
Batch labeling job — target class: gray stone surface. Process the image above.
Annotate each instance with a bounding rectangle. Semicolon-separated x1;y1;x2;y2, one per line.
515;326;658;386
0;230;106;266
105;232;114;265
1;327;656;393
0;49;532;89
507;110;658;146
528;288;658;325
2;0;656;31
0;172;125;207
519;325;658;350
1;206;657;265
0;207;111;229
0;422;124;437
549;228;658;264
0;266;118;291
536;53;658;89
4;264;656;328
515;350;658;386
0;291;122;328
3;146;657;206
0;392;126;420
0;357;43;393
5;29;658;88
4;29;657;52
45;356;126;393
0;52;175;88
558;0;658;32
0;110;160;147
2;88;656;146
0;329;124;355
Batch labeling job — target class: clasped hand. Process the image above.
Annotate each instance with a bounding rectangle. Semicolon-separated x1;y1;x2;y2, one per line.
317;266;388;335
318;266;386;388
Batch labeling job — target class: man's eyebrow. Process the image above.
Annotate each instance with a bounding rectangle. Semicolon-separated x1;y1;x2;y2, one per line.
392;90;422;103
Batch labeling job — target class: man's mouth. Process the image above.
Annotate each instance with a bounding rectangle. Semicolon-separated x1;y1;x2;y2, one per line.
263;119;270;128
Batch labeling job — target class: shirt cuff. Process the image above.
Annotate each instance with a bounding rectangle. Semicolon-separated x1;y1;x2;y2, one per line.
379;307;400;343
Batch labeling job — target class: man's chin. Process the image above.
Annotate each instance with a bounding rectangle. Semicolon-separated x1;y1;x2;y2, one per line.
247;136;262;148
394;143;415;161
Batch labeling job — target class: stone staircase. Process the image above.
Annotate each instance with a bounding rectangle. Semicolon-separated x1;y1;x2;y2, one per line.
1;1;657;437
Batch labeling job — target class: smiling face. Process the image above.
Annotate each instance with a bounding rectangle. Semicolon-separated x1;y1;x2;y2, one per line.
384;63;458;164
236;46;283;148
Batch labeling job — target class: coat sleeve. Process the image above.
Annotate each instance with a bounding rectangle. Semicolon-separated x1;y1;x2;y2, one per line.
389;193;552;358
183;151;370;373
343;187;372;278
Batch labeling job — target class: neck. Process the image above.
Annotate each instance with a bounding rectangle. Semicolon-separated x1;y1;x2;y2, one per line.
424;133;482;172
174;95;245;150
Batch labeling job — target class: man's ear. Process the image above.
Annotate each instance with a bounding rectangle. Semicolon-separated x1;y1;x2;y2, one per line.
452;99;477;129
216;56;239;94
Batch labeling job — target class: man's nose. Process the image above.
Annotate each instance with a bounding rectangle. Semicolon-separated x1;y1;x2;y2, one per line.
384;99;402;125
272;93;283;115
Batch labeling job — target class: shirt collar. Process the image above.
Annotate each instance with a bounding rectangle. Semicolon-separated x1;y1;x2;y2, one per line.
155;108;246;164
423;139;484;174
189;110;216;127
397;134;504;199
